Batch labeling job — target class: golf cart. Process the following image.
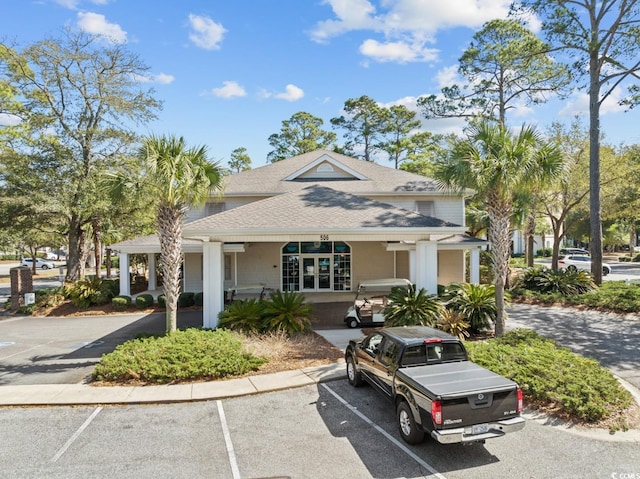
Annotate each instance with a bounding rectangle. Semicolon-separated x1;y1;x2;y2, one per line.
225;283;267;304
344;278;411;328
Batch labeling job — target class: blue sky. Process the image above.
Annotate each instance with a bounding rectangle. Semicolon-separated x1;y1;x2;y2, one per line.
2;0;640;168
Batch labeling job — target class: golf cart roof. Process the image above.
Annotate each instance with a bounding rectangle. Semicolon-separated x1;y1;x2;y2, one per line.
357;278;411;290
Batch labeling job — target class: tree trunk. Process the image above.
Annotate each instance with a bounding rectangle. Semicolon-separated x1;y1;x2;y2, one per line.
488;201;512;337
105;248;112;278
66;215;85;282
589;52;603;284
92;216;103;278
158;205;185;333
525;209;536;267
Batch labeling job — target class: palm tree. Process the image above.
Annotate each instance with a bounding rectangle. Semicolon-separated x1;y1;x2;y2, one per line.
435;120;563;336
139;135;223;332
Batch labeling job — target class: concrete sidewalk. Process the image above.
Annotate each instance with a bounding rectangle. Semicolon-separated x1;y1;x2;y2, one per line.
0;361;346;406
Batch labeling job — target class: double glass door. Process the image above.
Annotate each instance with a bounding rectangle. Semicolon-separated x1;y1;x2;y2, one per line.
302;256;332;291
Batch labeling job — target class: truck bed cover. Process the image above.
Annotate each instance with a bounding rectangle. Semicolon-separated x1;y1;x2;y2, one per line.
397;361;518;399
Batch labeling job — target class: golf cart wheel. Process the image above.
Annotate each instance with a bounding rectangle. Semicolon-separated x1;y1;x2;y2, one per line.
347;318;358;328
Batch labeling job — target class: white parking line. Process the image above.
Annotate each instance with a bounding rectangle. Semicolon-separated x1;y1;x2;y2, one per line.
51;407;102;463
0;341;54;361
321;384;447;479
217;400;241;479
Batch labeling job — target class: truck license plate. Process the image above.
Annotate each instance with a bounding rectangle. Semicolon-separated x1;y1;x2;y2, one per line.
472;423;489;435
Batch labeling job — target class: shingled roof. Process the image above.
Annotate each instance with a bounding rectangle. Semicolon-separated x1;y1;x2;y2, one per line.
184;185;460;235
220;150;443;196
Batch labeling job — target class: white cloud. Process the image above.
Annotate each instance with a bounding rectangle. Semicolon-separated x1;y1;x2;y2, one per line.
435;65;460;89
0;113;21;126
310;0;382;43
359;39;438;63
276;84;305;101
77;12;127;43
133;73;175;84
312;0;511;63
211;81;247;99
260;84;305;102
188;14;226;50
559;89;626;117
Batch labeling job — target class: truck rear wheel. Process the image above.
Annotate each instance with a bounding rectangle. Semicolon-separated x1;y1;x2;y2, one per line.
397;401;424;444
346;355;363;387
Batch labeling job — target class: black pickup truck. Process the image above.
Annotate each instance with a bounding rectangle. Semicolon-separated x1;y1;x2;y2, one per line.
345;326;525;445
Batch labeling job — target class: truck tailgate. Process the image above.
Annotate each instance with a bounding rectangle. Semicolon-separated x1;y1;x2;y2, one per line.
398;362;521;430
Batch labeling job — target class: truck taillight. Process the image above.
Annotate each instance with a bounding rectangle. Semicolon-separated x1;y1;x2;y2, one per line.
517;388;523;413
431;400;442;425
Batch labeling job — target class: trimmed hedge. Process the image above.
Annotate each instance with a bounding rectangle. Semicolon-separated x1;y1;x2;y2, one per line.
135;294;154;309
194;292;203;306
178;292;195;308
112;295;132;311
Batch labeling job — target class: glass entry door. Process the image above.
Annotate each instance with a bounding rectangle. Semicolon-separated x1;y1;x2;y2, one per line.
302;256;332;291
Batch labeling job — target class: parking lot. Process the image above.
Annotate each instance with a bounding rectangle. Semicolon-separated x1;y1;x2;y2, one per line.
1;381;639;479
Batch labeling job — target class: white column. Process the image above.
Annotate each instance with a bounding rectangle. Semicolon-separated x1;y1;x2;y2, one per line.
415;240;438;294
119;253;130;297
470;248;480;284
203;241;225;329
147;253;157;291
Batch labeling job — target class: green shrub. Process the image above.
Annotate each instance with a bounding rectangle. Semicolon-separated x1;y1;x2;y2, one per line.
194;292;203;306
135;294;154;309
536;247;552;257
466;330;632;428
92;328;266;384
262;290;312;334
513;267;595;295
383;283;443;327
157;294;166;308
437;309;470;340
112;295;132;311
578;281;640;312
100;279;119;298
444;282;496;333
65;277;110;308
17;304;38;315
218;299;265;333
178;292;195;308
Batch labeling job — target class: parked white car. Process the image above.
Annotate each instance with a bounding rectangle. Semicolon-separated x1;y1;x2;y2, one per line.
558;255;611;276
20;257;55;270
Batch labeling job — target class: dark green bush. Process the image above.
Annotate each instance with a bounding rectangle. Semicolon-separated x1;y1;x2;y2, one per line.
135;294;154;309
536;247;552;257
194;292;204;306
443;282;495;333
466;330;632;427
157;294;166;308
512;267;595;295
92;328;266;384
218;299;265;333
100;279;119;298
178;292;195;308
112;295;132;311
262;290;312;334
383;283;443;327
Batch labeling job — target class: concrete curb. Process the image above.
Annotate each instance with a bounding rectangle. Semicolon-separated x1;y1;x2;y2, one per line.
0;361;346;407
